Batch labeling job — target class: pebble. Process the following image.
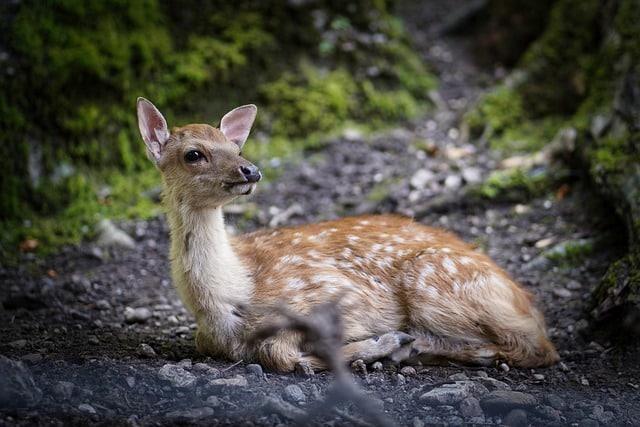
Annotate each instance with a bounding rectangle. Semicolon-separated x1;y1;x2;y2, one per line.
124;307;152;324
166;407;214;420
245;363;264;377
207;375;248;387
53;381;75;401
480;390;538;414
458;396;483;417
294;361;314;377
139;343;157;358
370;361;384;371
444;174;462;189
96;219;135;249
553;288;572;298
400;366;417;377
462;166;483;184
193;363;221;378
419;381;472;405
283;384;306;403
157;364;197;388
410;169;435;189
503;408;528;427
351;359;367;375
78;403;97;414
205;395;222;407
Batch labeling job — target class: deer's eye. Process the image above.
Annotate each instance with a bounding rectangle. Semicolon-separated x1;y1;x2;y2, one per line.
184;150;204;163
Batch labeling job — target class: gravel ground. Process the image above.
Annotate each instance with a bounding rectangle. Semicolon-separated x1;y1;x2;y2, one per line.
2;1;639;426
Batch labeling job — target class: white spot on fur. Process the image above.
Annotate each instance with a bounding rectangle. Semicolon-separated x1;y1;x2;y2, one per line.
286;277;307;290
459;256;473;265
441;257;457;275
359;220;370;226
347;235;360;244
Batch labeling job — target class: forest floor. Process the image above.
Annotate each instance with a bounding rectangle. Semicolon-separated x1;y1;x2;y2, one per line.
2;2;640;426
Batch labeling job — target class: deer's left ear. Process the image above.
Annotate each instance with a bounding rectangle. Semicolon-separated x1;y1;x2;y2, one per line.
220;104;257;149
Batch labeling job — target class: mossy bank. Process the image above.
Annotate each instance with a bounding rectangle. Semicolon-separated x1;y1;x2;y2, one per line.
0;1;435;260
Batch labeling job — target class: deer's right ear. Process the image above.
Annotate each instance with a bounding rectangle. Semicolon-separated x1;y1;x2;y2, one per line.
137;97;170;165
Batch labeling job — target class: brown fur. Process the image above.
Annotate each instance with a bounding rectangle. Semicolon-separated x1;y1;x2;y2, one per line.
136;98;559;372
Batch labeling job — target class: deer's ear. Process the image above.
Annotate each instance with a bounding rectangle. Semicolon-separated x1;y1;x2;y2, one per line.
220;104;257;149
137;97;170;165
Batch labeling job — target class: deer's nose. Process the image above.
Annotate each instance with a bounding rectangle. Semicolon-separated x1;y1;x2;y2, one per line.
239;164;261;183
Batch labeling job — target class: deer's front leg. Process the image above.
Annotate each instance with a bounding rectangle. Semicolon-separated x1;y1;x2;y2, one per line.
340;331;415;364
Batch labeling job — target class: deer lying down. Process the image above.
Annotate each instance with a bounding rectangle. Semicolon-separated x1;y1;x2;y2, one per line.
136;97;558;372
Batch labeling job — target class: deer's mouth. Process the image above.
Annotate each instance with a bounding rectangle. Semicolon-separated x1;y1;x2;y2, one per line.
223;182;256;195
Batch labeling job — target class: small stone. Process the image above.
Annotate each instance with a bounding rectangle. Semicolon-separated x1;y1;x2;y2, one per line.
419;381;472;406
139;343;157;358
20;354;43;364
246;363;264;377
96;219;135;249
448;372;469;381
166;407;214;420
207;375;248;387
400;366;417;377
158;364;197;388
498;362;510;372
9;339;28;349
193;363;220;378
444;174;462;189
462;167;483;184
95;299;111;310
283;384;306;403
294;361;314;377
126;377;135;388
371;361;384;372
78;403;97;414
53;381;75;400
205;395;222;407
410;169;435;189
351;359;367;375
532;373;545;381
553;288;572;298
124;307;152;324
503;408;528;427
480;390;538;415
458;396;483;418
393;373;406;386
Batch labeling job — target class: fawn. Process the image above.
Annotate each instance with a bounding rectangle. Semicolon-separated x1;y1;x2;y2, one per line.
136;97;558;371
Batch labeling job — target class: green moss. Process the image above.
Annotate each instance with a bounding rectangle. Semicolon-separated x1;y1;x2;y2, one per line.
473;167;551;201
543;238;596;264
464;86;564;154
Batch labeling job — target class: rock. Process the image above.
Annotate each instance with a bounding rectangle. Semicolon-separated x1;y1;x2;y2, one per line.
351;359;367;375
480;390;538;415
410;169;435;189
444;174;462;189
400;366;417;377
0;355;43;409
294;360;314;377
124;306;152;324
283;384;306;403
458;396;483;417
419;381;472;406
166;407;214;420
96;219;135;249
157;364;197;388
553;288;572;298
78;403;97;414
392;373;406;386
207;375;248;387
503;408;528;427
139;343;157;358
462;166;483;184
371;361;384;371
205;395;222;407
245;363;264;376
193;363;221;378
52;381;75;401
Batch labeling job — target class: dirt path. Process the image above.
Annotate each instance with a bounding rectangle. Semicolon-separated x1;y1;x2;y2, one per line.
2;2;640;426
